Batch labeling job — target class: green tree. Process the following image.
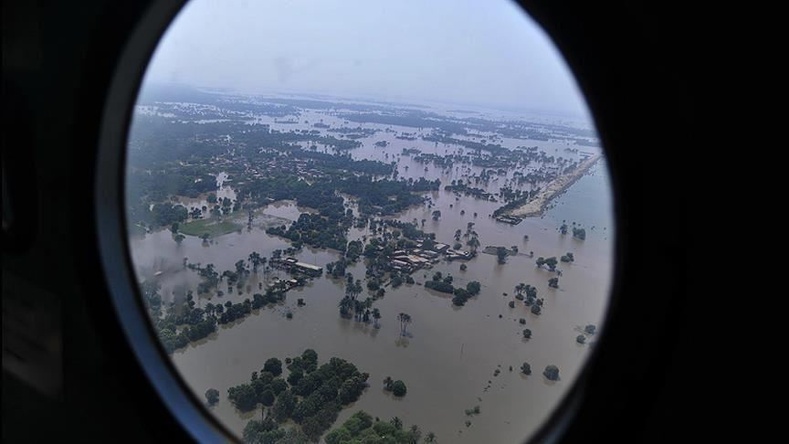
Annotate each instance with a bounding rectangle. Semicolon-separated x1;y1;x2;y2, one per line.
391;380;407;397
467;235;480;253
391;416;403;430
543;365;560;381
227;384;257;412
263;357;283;376
249;251;265;272
372;308;381;328
260;390;275;407
324;427;352;444
272;389;296;422
496;246;508;264
205;388;219;406
397;313;412;336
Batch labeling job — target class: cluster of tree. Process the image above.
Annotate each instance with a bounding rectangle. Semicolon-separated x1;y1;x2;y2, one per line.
267;211;350;252
298;150;393;176
422;134;509;155
498;186;528;203
444;182;495;201
412;152;457;169
345;240;363;262
491;188;542;218
560;252;575;263
150;202;189;227
126;168;218;220
325;258;350;279
536;256;559;271
381;220;436;242
337;286;365;319
235;350;370;442
324;411;435;444
424;279;454;294
335;176;436;216
251;289;286;310
187;262;220;294
548;277;559;288
572;227;586;240
513;283;543;315
382;377;407;397
127;116;236;168
413;271;469;304
139;285;218;354
340;111;470;135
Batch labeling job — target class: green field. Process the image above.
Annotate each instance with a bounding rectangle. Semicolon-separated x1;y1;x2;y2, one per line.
179;218;242;238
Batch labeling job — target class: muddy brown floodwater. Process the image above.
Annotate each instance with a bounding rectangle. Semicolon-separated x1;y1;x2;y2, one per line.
127;119;613;443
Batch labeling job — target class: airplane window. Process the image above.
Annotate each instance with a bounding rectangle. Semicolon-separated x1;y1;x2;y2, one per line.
124;0;615;442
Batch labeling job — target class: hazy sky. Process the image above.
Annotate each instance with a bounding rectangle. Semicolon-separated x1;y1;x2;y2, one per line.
144;0;591;118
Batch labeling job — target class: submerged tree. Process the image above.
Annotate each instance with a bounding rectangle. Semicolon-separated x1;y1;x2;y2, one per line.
248;251;265;272
397;312;412;336
372;308;381;328
496;246;508;264
205;388;219;405
391;380;407;397
543;365;560;381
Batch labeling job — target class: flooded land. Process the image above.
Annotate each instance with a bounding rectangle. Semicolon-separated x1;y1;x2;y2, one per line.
126;89;613;443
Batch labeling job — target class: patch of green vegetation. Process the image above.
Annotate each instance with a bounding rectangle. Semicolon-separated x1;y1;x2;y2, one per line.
180;218;241;237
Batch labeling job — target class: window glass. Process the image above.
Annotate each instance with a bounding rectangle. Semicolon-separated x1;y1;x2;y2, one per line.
125;1;614;442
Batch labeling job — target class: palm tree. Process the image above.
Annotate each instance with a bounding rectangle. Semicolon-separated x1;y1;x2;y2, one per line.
248;252;265;272
372;308;381;328
410;424;421;442
390;416;403;430
467;236;480;253
353;299;364;321
338;296;353;318
398;313;412;336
